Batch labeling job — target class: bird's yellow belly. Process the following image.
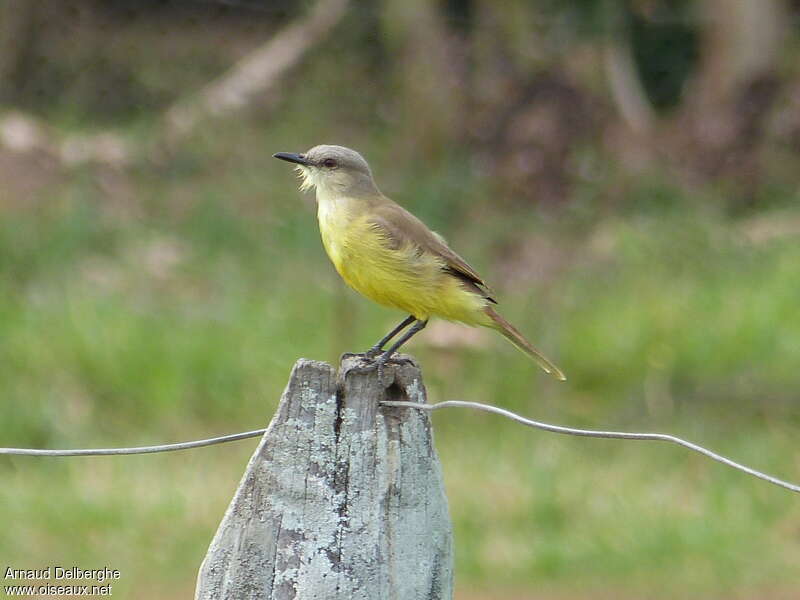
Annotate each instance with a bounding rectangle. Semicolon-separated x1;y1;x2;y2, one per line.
320;214;488;324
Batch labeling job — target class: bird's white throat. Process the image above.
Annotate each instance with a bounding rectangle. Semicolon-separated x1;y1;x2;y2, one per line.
295;165;316;192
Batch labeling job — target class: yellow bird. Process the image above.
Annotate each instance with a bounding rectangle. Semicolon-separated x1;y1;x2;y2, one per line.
274;145;565;380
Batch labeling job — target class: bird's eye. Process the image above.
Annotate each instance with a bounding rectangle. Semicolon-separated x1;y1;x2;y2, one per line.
322;158;337;168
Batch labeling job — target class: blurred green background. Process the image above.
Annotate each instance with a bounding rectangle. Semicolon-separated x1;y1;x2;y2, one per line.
1;0;800;598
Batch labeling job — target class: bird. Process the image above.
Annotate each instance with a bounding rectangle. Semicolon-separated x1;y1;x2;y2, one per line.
273;145;565;381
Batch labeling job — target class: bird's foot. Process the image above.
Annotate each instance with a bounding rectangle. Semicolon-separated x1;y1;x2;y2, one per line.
342;345;410;362
341;345;383;361
381;353;414;367
373;351;416;382
363;345;383;359
343;351;413;384
344;359;385;383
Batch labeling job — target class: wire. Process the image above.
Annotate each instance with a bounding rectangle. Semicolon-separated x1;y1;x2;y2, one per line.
381;400;800;494
2;400;797;495
0;429;266;457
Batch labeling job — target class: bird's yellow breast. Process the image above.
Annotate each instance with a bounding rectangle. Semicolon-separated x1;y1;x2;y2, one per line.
317;196;489;325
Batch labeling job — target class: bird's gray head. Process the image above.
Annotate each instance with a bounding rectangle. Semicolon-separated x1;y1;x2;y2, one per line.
273;145;378;196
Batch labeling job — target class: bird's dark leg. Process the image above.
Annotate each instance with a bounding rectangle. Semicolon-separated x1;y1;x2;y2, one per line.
345;318;428;383
371;319;428;381
363;315;416;358
378;319;428;363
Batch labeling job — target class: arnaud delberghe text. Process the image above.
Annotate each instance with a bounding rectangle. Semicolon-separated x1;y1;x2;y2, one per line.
5;566;121;583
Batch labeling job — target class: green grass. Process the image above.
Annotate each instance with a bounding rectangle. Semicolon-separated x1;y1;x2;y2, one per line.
2;122;800;598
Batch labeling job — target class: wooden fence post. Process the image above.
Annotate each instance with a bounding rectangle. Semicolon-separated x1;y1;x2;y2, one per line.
195;355;453;600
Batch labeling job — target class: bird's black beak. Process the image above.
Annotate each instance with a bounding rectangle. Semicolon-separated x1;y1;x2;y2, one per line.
273;152;311;166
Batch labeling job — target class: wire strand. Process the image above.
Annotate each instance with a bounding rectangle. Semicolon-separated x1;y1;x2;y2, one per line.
0;429;266;457
381;400;800;494
2;401;797;495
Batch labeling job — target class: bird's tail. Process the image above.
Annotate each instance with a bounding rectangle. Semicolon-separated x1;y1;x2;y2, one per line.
484;307;566;381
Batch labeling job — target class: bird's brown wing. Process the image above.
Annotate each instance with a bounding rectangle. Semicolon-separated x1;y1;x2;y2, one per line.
368;199;496;302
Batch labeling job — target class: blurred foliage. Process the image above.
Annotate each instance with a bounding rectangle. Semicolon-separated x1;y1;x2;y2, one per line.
2;1;800;598
2;0;799;206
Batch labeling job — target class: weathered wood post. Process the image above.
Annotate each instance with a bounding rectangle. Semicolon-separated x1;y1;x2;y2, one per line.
195;355;453;600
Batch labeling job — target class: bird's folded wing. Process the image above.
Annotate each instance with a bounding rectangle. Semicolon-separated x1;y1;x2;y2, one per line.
368;201;495;298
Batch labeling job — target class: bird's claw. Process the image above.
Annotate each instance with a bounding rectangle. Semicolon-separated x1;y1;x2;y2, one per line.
384;355;414;366
345;360;386;384
363;346;383;359
374;352;416;382
341;345;383;361
344;351;411;385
